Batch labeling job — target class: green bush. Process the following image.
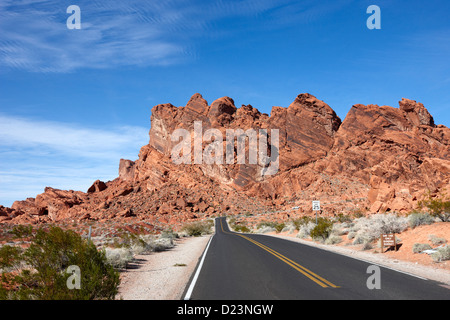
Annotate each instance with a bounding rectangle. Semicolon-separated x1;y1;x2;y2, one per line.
417;192;450;222
0;245;23;271
0;226;120;300
181;221;212;237
233;224;251;233
11;225;34;239
310;218;333;241
274;223;286;233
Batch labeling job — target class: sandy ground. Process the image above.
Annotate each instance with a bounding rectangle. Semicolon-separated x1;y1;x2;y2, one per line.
117;235;211;300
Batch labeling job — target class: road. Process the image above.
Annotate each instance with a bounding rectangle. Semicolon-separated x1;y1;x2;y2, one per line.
186;217;450;300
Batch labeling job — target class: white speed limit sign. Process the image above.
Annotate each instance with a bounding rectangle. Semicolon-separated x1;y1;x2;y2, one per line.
312;200;320;211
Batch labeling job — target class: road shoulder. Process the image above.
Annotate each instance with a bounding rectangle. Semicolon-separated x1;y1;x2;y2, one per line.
117;234;212;300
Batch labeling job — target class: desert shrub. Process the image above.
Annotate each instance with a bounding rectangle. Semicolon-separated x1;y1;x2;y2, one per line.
256;221;277;229
352;213;408;243
351;208;365;219
347;231;357;240
104;247;134;269
331;222;351;236
129;241;148;255
11;225;34;239
362;242;373;251
431;246;450;262
113;231;146;249
160;228;179;240
428;235;447;246
181;221;212;237
412;243;433;253
233;224;251;233
257;226;276;233
281;222;297;234
324;235;342;245
254;220;277;233
205;219;215;229
374;213;408;234
352;234;370;245
1;226;120;300
0;245;23;272
408;212;434;228
335;213;352;223
228;219;251;233
152;237;174;252
417;192;450;222
296;222;316;239
130;234;174;254
274;223;286;234
292;217;314;231
104;233;174;268
310;218;333;241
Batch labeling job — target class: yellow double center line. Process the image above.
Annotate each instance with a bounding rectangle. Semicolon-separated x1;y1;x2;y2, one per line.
220;218;339;288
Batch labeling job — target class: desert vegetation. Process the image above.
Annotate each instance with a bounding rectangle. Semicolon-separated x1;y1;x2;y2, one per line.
85;219;213;270
102;231;176;270
180;219;214;237
0;226;120;300
417;191;450;222
0;218;214;300
232;207;449;263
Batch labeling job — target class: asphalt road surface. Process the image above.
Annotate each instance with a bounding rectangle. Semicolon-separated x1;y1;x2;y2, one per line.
186;217;450;300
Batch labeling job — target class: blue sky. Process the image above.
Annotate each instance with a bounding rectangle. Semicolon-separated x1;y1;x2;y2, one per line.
1;0;449;207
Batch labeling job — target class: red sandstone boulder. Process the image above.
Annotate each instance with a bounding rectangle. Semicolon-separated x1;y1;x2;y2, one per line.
87;180;107;193
119;159;135;181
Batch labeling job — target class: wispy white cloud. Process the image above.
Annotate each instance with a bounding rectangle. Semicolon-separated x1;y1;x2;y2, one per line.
0;0;353;72
0;114;148;206
0;0;191;72
0;114;148;159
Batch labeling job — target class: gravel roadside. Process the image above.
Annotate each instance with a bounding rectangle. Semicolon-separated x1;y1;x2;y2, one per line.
117;235;212;300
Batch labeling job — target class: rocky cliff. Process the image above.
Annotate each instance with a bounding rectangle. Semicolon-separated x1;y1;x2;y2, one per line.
2;93;449;227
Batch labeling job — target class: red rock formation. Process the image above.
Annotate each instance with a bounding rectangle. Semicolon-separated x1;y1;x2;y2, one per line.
2;93;449;227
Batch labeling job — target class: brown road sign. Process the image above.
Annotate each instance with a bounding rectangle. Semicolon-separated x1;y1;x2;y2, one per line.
381;234;397;252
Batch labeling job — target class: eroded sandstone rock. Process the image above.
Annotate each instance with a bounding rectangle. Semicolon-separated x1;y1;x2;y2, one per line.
3;93;449;226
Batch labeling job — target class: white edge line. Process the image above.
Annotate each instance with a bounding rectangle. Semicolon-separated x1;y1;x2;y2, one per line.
348;256;429;280
183;232;214;300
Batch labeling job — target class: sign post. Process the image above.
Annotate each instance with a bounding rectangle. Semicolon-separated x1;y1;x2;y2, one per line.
312;201;320;224
381;233;397;252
